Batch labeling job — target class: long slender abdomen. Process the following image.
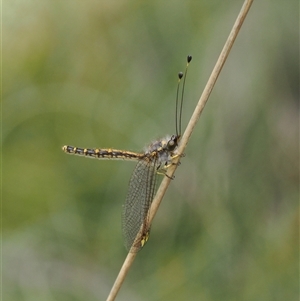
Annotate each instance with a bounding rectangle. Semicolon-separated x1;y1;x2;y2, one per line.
62;145;144;161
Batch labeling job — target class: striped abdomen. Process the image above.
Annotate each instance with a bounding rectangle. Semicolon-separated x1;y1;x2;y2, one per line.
62;145;145;161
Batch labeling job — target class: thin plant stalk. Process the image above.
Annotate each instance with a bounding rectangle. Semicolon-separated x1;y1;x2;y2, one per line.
106;0;254;300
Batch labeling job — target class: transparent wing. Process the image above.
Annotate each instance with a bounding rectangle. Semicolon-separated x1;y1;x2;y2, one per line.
122;158;158;252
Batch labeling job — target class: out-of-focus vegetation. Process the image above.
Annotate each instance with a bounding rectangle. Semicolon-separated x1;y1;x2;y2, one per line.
3;1;298;300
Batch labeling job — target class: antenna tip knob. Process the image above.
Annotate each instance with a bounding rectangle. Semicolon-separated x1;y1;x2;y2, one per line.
178;72;183;79
187;55;192;63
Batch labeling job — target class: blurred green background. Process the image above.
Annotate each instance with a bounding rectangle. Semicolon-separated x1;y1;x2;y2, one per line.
3;1;298;300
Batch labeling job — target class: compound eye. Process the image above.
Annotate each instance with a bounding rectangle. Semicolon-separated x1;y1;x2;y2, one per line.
168;140;175;147
167;136;178;150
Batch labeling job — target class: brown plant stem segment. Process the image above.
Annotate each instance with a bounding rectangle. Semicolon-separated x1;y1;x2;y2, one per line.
106;0;255;300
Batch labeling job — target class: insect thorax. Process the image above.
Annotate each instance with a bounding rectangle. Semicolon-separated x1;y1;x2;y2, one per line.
144;134;180;165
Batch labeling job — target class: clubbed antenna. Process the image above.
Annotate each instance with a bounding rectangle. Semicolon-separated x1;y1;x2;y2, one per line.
175;55;192;137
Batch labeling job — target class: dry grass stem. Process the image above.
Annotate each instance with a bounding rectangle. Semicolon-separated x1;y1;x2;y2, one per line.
106;0;254;300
